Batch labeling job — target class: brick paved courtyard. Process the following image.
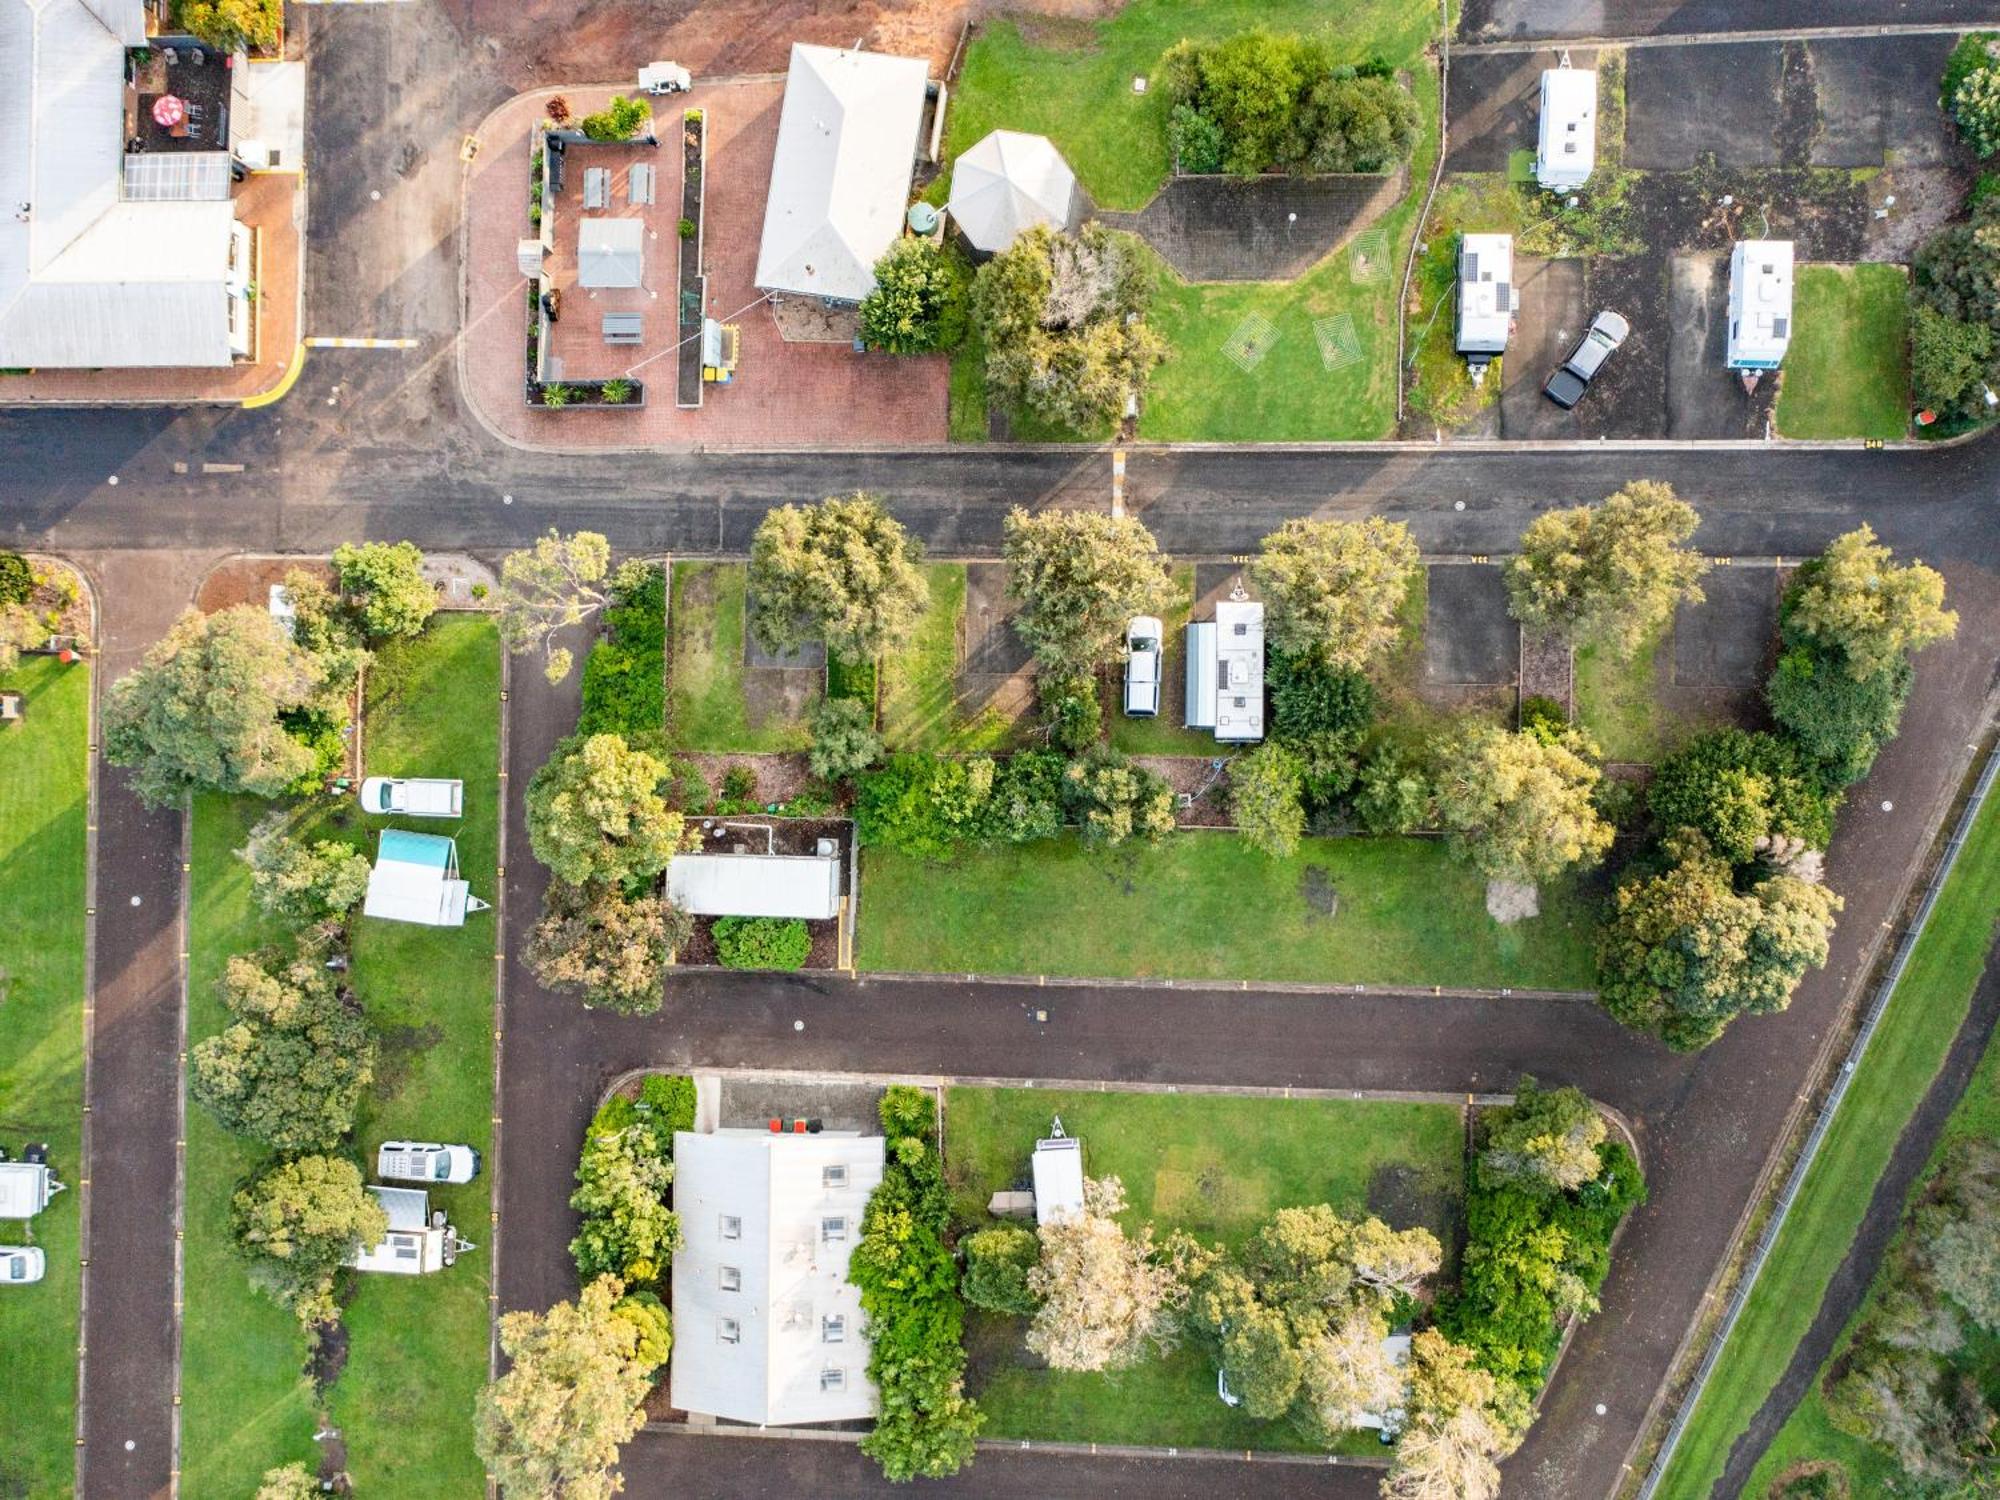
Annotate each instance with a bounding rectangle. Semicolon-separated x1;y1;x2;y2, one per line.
462;80;948;449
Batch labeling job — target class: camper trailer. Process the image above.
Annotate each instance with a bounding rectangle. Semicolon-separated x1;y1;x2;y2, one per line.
1536;63;1597;191
348;1186;476;1275
1456;233;1515;377
0;1159;65;1220
1727;240;1794;380
1184;598;1265;744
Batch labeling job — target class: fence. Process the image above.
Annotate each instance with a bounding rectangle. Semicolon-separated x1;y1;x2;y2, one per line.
1636;736;2000;1498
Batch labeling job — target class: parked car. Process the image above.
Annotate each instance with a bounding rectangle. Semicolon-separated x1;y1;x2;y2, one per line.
0;1247;45;1286
1124;616;1163;718
377;1141;481;1185
359;777;463;819
638;61;692;94
1543;309;1630;408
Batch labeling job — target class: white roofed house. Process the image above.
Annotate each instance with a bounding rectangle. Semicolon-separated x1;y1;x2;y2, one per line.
1456;233;1515;374
754;44;932;306
670;1128;887;1426
1726;239;1794;374
1;0;261;368
1535;63;1597;192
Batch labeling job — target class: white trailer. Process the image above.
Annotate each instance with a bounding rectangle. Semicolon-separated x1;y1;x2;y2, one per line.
1184;599;1266;743
1536;63;1597;191
0;1161;65;1220
1456;233;1515;376
348;1186;476;1275
1727;239;1794;377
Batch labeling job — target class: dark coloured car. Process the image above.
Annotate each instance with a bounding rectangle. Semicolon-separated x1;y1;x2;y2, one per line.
1543;309;1630;409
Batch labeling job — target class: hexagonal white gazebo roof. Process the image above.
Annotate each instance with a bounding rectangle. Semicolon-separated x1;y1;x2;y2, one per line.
947;130;1078;254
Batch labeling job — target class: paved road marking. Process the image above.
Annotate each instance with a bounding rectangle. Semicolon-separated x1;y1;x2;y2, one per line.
303;336;418;350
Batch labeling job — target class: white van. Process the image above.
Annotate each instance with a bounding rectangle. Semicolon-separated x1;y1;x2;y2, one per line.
0;1161;65;1219
359;777;463;819
376;1141;481;1185
349;1187;477;1276
1123;616;1163;717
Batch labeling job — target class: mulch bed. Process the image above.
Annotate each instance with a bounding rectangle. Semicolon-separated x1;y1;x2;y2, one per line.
680;751;825;808
1134;753;1235;828
196;556;334;615
1519;632;1573;716
677;913;839;969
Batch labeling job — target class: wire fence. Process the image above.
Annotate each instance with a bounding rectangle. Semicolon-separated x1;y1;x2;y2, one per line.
1394;0;1452;425
1637;738;2000;1499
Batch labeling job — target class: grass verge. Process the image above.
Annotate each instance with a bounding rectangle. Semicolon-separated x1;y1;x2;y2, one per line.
859;830;1599;989
1653;778;2000;1499
1774;265;1910;441
668;561;813;753
0;658;89;1496
947;1084;1461;1452
880;563;1026;752
181;617;499;1496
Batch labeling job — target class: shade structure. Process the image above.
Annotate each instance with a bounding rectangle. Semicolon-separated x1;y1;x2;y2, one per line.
577;217;644;289
151;93;186;129
947;130;1078;253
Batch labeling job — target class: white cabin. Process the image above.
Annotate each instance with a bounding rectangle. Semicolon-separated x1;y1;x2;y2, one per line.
1727;240;1794;371
1456;233;1515;363
1185;598;1265;744
1536;65;1597;190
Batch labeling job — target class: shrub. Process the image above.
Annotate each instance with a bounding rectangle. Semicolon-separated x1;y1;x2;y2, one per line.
612;1288;674;1369
176;0;281;53
638;1073;696;1141
332;541;435;640
713;915;812;970
1037;669;1103;754
540;383;570;409
1519;695;1568;741
677;217;696;240
0;552;31;606
860;238;973;354
240;824;372;924
1947;36;2000;155
1353;743;1431;834
962;1226;1042;1315
1910;302;1994;419
1268;650;1377;740
1063;747;1175;846
580;95;651;142
578;561;666;737
231;1155;388;1328
570;1105;678;1290
601;378;633;405
1648;728;1836;860
808;695;882;781
1230;742;1305;858
1168;102;1226;173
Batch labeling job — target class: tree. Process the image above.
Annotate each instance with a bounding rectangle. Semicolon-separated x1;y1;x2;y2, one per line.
104;606;323;806
713;915;812;970
808;696;882;781
1298;1310;1405;1436
1027;1177;1187;1372
1036;669;1103;754
475;1276;660;1500
1598;829;1843;1050
1910;301;1995;418
1919;1141;2000;1331
1951;52;2000;156
1381;1331;1527;1500
240;823;372;923
1251;518;1420;669
579;96;651;143
527;879;687;1015
1231;743;1306;858
1480;1079;1607;1194
497;531;615;683
859;238;972;354
1002;507;1174;673
1503;481;1709;654
1647;728;1835;863
1431;725;1613;884
748;494;929;661
231;1155;388;1327
332;541;435;640
1353;743;1432;834
254;1463;319;1500
570;1123;679;1286
177;0;280;53
1063;748;1176;846
526;733;683;888
1780;525;1957;682
1768;645;1912;789
612;1288;673;1369
191;952;376;1153
972;224;1167;431
962;1225;1041;1315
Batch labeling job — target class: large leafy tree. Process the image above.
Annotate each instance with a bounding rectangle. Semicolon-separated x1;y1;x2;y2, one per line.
1503;481;1709;654
191;952;377;1153
859;238;972;354
528;879;688;1016
1647;728;1835;863
1026;1176;1187;1373
569;1122;679;1286
1001;507;1174;673
1230;742;1306;858
475;1276;662;1500
748;493;929;661
1780;524;1957;682
240;824;372;924
1251;517;1420;670
1431;725;1613;884
1479;1078;1606;1195
496;530;615;683
104;605;323;806
1382;1332;1527;1500
526;733;683;888
1598;829;1843;1050
231;1155;388;1328
1909;301;1995;419
332;541;435;640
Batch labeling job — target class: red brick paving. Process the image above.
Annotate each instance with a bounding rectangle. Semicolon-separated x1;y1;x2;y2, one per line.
462;82;948;449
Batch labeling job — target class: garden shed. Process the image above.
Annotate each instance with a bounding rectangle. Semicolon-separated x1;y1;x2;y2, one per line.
946;130;1079;254
666;850;841;921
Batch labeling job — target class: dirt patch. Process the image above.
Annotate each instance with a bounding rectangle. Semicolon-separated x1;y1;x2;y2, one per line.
742;665;821;731
960;563;1030;675
1519;631;1572;716
1485;878;1540;924
1135;754;1231;827
1099;171;1409;282
371;1021;445;1099
1300;864;1341;920
1764;1460;1851;1500
196;556;335;616
680;751;820;807
1366;1162;1458;1248
307;1319;350;1393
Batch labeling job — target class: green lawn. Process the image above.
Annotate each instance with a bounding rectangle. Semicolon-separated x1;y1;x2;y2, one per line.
1653;781;2000;1500
1107;565;1214;756
880;563;1027;752
859;830;1599;989
0;658;89;1497
947;1085;1461;1452
181;616;500;1497
1774;264;1910;441
668;561;814;753
1573;624;1692;766
1406;177;1524;428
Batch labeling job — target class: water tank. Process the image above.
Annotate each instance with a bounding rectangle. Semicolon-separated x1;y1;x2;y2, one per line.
907;201;941;235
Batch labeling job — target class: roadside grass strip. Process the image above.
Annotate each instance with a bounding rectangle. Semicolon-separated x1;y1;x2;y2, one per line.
668;561;812;753
1774;264;1910;442
0;658;89;1495
181;617;500;1496
946;1085;1462;1452
1653;776;2000;1499
859;829;1599;990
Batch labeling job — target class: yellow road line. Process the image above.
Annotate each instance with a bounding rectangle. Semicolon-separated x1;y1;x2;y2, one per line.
240;342;306;409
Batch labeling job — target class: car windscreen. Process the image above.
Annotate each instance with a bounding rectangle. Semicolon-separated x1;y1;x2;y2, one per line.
435;1155;452;1179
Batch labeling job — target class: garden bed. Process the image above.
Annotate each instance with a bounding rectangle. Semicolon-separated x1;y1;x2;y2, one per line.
677;108;708;410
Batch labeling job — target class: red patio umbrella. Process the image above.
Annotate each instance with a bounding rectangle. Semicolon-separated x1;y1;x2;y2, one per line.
151;94;187;129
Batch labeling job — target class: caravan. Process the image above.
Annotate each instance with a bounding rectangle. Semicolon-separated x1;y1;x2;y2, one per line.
348;1186;476;1275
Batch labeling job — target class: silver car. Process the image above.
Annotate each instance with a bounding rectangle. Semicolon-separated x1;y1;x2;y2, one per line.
1544;309;1630;408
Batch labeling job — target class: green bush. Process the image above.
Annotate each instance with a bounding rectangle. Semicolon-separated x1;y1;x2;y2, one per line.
579;562;665;737
1768;643;1911;789
639;1073;696;1143
612;1288;674;1370
332;541;435;641
1037;669;1103;755
1648;728;1837;860
713;915;812;971
0;552;32;606
580;95;651;142
859;238;972;355
1269;649;1377;740
570;1103;678;1291
808;695;882;782
1945;34;2000;154
1353;743;1432;834
961;1226;1041;1315
1909;301;1994;419
1167;102;1226;173
1519;695;1568;741
175;0;280;53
